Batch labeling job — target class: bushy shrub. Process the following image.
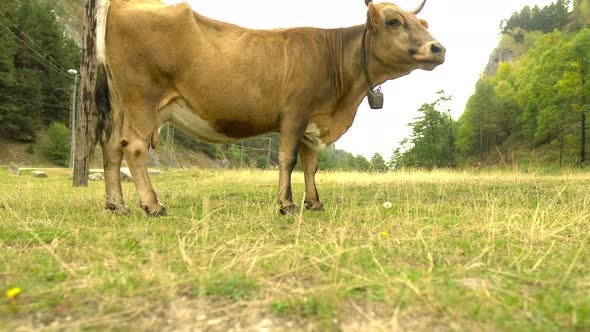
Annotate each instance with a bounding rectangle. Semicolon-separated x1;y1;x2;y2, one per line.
41;122;70;167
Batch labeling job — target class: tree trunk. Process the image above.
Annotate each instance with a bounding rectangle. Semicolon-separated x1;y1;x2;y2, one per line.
479;125;484;160
581;65;587;166
559;129;564;167
581;108;586;165
448;116;455;165
73;0;98;187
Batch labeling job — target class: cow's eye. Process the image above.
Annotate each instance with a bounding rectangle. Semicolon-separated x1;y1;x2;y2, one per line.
387;19;401;27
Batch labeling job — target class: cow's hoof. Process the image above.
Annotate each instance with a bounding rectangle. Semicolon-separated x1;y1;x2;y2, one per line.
106;203;130;215
142;204;167;217
305;201;325;211
279;204;299;216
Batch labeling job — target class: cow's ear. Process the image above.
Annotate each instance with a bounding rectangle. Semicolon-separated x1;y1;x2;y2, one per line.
367;2;382;31
419;19;429;29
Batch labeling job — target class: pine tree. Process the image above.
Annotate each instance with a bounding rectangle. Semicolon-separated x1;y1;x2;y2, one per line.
571;29;590;164
393;92;458;169
0;0;80;142
0;11;18;138
457;79;500;160
370;153;388;172
355;155;370;171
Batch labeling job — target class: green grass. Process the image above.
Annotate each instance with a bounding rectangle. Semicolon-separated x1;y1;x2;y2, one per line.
1;167;589;331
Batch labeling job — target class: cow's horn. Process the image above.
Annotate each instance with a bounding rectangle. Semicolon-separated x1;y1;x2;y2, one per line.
365;0;372;6
411;0;426;15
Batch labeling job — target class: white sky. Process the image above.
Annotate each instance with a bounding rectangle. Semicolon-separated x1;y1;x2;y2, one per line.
163;0;556;160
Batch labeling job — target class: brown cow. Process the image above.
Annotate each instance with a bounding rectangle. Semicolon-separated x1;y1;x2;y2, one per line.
94;0;445;216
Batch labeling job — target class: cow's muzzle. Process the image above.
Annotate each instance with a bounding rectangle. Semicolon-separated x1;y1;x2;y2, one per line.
414;41;445;70
429;42;444;56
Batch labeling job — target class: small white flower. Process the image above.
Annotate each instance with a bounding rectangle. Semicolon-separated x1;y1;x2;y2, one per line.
383;201;393;209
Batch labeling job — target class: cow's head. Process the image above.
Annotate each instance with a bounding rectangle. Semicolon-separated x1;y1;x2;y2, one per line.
365;0;445;72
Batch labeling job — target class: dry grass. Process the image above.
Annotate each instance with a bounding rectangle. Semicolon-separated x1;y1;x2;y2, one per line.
1;167;589;331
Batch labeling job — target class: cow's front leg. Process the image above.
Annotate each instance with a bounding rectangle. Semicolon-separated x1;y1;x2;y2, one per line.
299;143;324;211
122;136;167;216
277;119;307;215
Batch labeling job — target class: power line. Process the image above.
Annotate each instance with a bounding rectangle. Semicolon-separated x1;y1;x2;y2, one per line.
0;10;69;73
0;24;68;76
0;11;67;71
0;28;67;78
0;27;66;77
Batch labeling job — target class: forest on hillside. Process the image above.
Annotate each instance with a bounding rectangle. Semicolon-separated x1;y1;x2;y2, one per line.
0;0;80;142
392;0;590;169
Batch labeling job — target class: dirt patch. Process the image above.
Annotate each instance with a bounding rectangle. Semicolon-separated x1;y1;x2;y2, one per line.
8;297;474;332
0;136;54;168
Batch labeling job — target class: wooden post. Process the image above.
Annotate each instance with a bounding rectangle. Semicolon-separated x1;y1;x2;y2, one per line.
73;0;98;187
581;68;587;165
266;137;272;169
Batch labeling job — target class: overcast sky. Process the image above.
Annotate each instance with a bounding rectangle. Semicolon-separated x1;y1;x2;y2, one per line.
162;0;557;160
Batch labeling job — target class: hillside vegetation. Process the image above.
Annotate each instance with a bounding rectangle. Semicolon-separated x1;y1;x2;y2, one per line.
0;0;80;142
393;0;590;169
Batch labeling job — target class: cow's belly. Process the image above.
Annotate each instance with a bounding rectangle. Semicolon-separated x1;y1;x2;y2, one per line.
159;98;237;143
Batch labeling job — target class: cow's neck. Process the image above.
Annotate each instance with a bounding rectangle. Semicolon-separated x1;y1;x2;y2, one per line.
323;25;412;106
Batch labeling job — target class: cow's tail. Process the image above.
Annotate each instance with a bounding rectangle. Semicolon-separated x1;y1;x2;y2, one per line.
94;64;111;149
93;0;112;151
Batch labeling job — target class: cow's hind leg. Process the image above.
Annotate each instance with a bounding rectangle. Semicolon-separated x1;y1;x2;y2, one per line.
101;138;128;214
122;134;167;217
299;144;324;211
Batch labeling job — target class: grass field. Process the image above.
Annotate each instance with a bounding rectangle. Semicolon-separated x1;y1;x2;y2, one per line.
1;167;589;331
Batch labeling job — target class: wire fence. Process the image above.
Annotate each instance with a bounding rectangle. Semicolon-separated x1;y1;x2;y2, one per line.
160;124;278;168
